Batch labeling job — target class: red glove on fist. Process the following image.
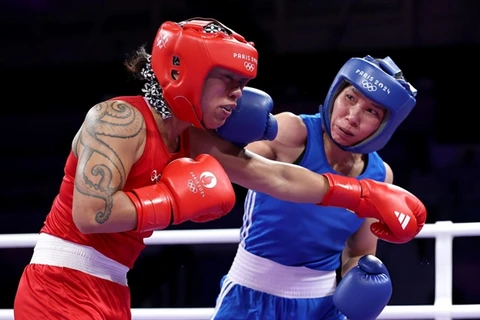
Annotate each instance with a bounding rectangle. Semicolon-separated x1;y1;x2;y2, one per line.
320;173;426;244
126;154;236;232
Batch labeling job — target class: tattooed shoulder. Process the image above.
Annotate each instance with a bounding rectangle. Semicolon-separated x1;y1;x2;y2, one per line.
84;100;144;139
75;100;145;224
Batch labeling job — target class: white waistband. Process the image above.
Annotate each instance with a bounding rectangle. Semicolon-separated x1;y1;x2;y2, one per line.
227;245;336;299
30;233;129;286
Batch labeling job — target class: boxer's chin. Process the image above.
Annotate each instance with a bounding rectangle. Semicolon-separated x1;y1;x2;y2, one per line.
203;113;229;130
201;118;224;130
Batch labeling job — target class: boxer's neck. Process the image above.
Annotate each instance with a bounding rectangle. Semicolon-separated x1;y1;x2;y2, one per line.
152;109;189;153
323;132;365;176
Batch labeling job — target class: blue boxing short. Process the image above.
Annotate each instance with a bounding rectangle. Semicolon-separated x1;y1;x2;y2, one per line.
210;246;346;320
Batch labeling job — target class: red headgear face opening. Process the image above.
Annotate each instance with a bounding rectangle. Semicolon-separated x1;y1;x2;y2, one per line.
150;18;258;128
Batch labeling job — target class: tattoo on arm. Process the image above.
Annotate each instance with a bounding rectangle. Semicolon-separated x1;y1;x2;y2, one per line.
75;101;143;224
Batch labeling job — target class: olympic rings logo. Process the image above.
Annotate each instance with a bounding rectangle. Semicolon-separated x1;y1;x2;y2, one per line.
244;62;255;72
187;180;197;193
362;79;377;92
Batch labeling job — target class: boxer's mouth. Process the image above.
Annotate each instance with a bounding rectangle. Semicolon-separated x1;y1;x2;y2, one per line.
221;105;235;112
339;127;354;136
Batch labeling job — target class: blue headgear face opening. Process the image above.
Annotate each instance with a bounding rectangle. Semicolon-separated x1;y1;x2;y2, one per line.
320;55;417;154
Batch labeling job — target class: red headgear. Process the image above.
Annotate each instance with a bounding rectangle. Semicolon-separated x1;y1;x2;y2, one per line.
150;18;258;128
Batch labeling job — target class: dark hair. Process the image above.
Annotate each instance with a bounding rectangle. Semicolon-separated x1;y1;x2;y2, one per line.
124;46;150;80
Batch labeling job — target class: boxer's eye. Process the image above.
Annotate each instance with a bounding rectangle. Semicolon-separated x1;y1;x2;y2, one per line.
239;78;248;87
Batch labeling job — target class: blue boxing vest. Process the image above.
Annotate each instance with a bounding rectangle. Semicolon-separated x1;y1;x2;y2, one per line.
241;113;386;271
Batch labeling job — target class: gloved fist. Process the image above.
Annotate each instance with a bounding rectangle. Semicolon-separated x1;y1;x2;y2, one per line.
217;87;278;147
320;173;426;244
333;255;392;320
126;154;236;232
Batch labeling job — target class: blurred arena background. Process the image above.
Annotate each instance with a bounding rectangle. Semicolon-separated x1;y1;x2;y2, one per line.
1;0;480;314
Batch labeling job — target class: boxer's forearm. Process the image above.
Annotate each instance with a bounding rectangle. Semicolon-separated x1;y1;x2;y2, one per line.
192;130;331;203
340;253;363;277
227;149;330;204
341;222;378;277
72;191;138;234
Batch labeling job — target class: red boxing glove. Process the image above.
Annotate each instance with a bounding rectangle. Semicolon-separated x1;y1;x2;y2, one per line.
126;154;236;233
320;173;426;244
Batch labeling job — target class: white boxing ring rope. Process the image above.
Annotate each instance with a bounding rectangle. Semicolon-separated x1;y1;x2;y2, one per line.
1;221;479;319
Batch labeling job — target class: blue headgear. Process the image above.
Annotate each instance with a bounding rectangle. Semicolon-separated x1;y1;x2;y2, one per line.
320;55;417;154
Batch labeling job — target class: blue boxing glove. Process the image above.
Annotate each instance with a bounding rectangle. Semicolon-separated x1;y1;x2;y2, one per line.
333;255;392;320
217;87;278;147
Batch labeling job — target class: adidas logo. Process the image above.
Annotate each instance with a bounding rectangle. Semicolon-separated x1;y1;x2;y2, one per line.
395;211;410;230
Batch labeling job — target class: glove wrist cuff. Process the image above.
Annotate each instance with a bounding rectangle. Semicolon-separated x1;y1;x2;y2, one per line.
126;183;174;233
319;173;362;211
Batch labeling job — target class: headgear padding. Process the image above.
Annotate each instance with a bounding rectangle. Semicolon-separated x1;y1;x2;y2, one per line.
320;55;417;154
150;18;258;128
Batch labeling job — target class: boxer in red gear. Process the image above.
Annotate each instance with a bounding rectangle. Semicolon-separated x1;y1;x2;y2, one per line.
14;18;254;320
14;18;425;320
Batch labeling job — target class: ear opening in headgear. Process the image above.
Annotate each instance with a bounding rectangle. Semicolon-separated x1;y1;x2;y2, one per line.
172;56;180;66
170;70;180;80
171;56;180;80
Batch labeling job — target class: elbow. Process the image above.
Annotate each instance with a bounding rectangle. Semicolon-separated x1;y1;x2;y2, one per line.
72;206;98;234
72;215;94;234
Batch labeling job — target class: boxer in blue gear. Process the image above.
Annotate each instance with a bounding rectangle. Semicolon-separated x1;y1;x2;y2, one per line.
211;55;417;320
